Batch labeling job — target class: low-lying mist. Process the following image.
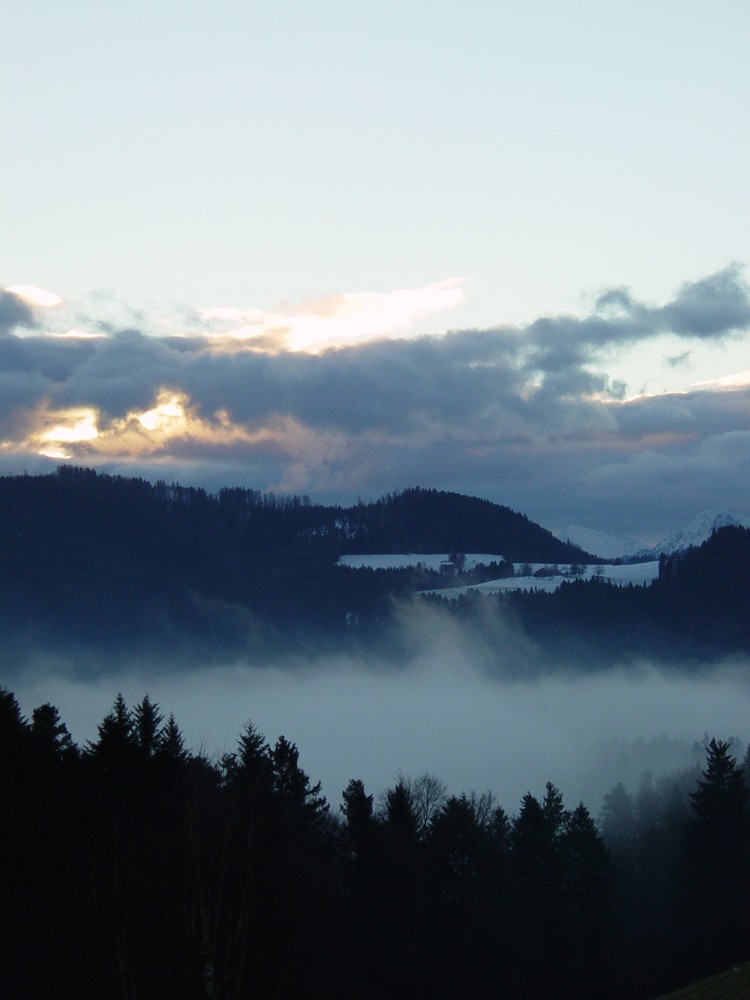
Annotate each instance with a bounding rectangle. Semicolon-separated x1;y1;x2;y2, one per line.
9;602;750;815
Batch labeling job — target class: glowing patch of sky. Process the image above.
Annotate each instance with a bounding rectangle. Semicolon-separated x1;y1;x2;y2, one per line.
136;392;187;433
6;285;63;308
201;279;466;352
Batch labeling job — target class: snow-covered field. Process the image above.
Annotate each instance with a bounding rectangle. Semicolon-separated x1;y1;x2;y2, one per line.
336;553;660;596
337;553;505;571
420;561;660;598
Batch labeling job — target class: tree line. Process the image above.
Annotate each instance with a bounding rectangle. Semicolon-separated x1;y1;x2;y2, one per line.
2;688;749;998
1;467;749;668
497;524;750;663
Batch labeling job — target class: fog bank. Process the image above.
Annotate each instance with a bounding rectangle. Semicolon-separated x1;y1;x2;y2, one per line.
12;646;750;815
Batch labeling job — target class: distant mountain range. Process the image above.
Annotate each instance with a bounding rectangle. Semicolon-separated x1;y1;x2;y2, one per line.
631;509;750;560
558;509;750;561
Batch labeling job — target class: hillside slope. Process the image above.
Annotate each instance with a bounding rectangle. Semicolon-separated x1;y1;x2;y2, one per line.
338;487;593;561
655;961;750;1000
0;468;589;664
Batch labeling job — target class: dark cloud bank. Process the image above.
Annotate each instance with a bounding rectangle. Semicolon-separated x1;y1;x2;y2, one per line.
1;267;749;538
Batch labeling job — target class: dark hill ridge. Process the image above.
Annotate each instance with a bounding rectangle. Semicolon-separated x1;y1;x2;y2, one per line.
0;468;591;565
0;468;589;664
0;467;747;667
497;523;750;664
338;487;593;562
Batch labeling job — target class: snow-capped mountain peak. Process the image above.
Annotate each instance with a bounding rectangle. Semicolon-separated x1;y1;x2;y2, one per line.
637;509;750;559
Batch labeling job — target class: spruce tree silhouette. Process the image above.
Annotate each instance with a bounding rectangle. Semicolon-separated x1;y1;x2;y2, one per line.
681;738;750;977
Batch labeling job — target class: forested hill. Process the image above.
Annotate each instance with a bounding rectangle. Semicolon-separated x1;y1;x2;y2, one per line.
0;467;587;565
339;486;589;561
0;467;586;662
494;524;750;664
1;468;748;667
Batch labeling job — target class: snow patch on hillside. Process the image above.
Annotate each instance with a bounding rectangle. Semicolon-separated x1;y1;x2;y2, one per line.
418;561;660;599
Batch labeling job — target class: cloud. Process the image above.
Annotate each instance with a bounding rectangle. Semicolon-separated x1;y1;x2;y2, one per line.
0;267;749;537
0;289;37;335
666;350;691;369
519;264;750;373
659;265;750;338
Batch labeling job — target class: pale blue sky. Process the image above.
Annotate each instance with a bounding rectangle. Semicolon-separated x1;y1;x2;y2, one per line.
5;1;749;319
3;0;750;536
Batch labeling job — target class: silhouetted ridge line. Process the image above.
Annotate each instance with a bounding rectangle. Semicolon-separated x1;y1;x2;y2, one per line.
337;486;593;561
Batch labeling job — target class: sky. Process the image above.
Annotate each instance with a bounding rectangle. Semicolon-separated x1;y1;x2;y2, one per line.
3;1;750;542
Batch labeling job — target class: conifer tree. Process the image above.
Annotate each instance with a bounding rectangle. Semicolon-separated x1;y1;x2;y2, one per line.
384;779;419;841
271;735;328;832
157;713;188;762
554;804;613;997
132;694;163;759
87;693;137;785
681;738;750;977
687;737;749;836
599;781;636;862
31;703;75;760
341;778;378;860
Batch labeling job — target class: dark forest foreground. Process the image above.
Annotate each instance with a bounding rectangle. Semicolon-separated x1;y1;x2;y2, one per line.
2;688;750;999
